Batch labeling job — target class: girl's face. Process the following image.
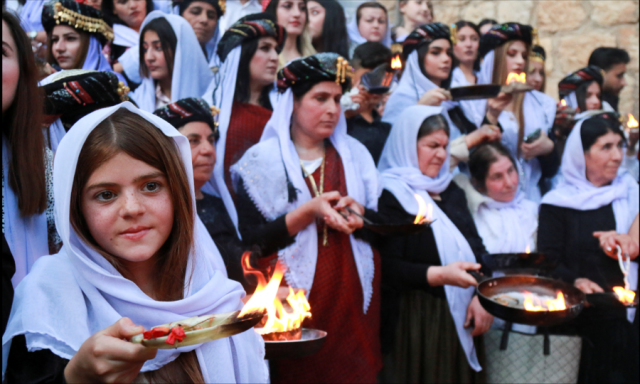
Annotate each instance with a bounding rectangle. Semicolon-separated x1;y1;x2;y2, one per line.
277;0;307;37
250;37;280;88
142;30;170;81
51;25;83;69
180;122;216;187
584;81;602;111
483;155;519;203
453;25;479;64
400;0;432;26
417;129;448;178
307;1;325;40
81;152;174;265
2;20;19;113
183;1;218;45
113;0;147;31
292;81;343;142
527;61;544;92
584;131;624;187
422;38;452;83
358;7;387;43
505;40;528;75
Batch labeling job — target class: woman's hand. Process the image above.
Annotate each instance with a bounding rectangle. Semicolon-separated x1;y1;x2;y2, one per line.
464;296;494;336
427;261;481;288
64;318;157;384
464;125;502;149
113;62;124;74
418;88;451;107
574;278;604;294
334;196;365;234
520;130;554;160
593;231;639;260
485;92;513;124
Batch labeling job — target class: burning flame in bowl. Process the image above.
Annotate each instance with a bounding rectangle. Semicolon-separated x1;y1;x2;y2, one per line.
239;254;311;338
413;194;432;224
613;286;636;306
506;72;526;85
523;291;567;312
560;99;567;107
628;113;638;131
391;54;402;70
525;245;531;254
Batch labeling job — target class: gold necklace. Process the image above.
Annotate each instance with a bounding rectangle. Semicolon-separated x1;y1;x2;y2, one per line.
300;148;328;246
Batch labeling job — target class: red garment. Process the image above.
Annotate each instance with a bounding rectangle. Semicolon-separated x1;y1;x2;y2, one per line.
223;101;272;199
272;144;383;384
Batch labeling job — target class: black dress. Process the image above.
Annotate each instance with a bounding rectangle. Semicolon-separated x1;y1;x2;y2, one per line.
377;184;488;383
346;110;391;165
196;192;253;291
538;203;639;384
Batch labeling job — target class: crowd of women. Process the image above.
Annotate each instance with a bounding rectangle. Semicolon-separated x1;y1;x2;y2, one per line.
2;0;639;383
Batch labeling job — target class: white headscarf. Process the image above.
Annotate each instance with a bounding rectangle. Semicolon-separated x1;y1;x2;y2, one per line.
113;23;140;48
130;11;214;112
378;105;482;372
2;102;267;382
451;66;484;127
472;50;557;203
81;36;128;84
19;0;45;32
230;89;380;313
382;50;461;140
542;116;639;322
347;11;392;49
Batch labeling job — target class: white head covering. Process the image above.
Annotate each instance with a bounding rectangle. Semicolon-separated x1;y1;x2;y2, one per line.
19;0;46;32
230;89;380;313
347;12;392;48
382;51;461;139
130;11;214;112
542;116;639;321
81;36;128;84
378;105;482;372
113;23;140;48
451;66;484;126
2;102;267;382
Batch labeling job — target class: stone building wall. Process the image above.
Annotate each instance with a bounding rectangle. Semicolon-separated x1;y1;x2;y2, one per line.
382;0;639;117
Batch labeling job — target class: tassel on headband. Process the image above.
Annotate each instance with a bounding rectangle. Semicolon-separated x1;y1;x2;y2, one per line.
450;24;458;45
335;56;353;84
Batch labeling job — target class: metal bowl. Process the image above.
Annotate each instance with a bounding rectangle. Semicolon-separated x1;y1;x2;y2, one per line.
263;328;327;360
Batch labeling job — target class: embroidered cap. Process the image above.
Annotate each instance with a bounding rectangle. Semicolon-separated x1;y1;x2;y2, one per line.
216;12;286;63
42;0;114;45
478;22;534;60
153;97;220;139
277;53;353;92
402;22;451;59
558;66;605;99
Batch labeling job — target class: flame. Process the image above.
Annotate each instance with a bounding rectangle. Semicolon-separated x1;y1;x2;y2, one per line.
506;72;526;85
391;54;402;70
525;245;531;254
628;113;638;129
239;256;311;335
613;286;636;305
560;99;567;107
523;291;567;312
413;194;432;224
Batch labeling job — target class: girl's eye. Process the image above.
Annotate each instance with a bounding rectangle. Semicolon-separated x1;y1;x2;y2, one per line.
316;96;327;102
144;182;160;192
96;191;116;201
190;138;200;145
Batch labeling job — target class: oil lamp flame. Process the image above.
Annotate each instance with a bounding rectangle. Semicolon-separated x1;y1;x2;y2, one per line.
391;55;402;70
239;254;311;336
613;286;636;305
523;291;567;312
628;113;638;129
525;245;531;254
413;194;432;224
506;72;526;85
560;99;567;107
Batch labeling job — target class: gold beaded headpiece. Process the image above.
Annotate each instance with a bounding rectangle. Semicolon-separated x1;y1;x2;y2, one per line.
335;56;353;84
52;2;114;42
117;81;130;102
450;24;458;45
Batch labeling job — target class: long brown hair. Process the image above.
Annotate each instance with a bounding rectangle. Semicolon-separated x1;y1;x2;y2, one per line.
46;28;91;69
139;17;177;79
492;41;529;156
2;10;47;216
70;109;194;302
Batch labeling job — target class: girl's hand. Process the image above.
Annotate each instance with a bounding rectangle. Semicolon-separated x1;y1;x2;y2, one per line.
464;125;502;149
64;318;157;384
418;88;451;106
485;92;513;124
427;261;480;288
593;231;639;260
520;130;554;160
574;278;604;294
464;296;494;336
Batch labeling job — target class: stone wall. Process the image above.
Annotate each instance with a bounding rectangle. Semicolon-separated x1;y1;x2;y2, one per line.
383;0;639;117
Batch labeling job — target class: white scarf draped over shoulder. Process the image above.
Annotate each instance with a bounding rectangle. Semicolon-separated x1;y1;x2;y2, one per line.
130;12;214;112
230;89;380;313
2;102;267;383
378;105;482;372
542;117;639;322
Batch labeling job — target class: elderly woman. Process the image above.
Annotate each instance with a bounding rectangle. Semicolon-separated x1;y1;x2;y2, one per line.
539;112;639;384
378;105;492;383
231;53;382;383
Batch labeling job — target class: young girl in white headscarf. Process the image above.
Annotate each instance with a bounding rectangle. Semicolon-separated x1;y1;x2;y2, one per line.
539;112;638;384
347;2;392;57
2;102;266;383
130;11;213;112
377;105;492;383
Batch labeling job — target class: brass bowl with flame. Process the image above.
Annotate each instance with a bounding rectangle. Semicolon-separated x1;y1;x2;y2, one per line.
261;328;328;360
